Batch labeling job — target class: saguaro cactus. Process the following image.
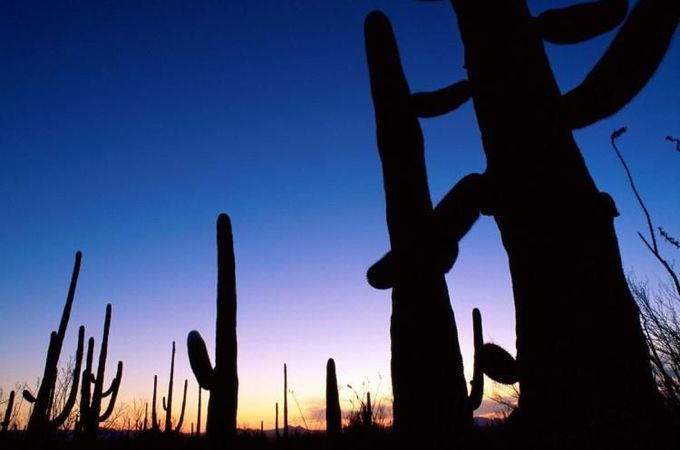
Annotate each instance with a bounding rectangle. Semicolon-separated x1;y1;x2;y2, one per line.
151;375;160;431
283;363;288;438
24;252;85;438
364;14;486;444
187;213;238;444
367;1;677;446
196;385;202;436
80;304;123;439
275;402;279;439
1;390;15;434
161;342;187;433
325;358;342;436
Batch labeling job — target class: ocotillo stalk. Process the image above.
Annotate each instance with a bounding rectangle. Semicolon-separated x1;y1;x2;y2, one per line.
196;385;202;436
283;363;288;438
275;402;279;439
325;358;341;436
25;252;83;438
187;213;238;444
1;390;15;433
162;341;176;433
151;375;159;431
82;304;123;439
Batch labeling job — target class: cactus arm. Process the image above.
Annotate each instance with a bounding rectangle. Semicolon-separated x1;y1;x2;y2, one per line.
468;309;484;410
77;337;95;433
561;0;679;129
411;80;471;118
175;379;188;433
50;325;85;428
98;361;122;422
479;343;519;385
187;331;215;390
162;397;167;411
367;173;484;289
22;390;36;403
536;0;628;44
2;390;15;432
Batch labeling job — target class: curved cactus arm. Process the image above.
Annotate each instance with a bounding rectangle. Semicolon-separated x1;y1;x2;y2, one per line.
561;0;679;129
367;172;484;289
479;343;519;385
187;331;215;390
162;397;168;411
411;80;471;118
536;0;628;44
50;325;85;428
468;308;484;410
98;361;122;422
22;390;37;403
175;379;188;433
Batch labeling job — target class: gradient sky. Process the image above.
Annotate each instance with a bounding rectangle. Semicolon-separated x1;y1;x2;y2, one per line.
1;0;678;431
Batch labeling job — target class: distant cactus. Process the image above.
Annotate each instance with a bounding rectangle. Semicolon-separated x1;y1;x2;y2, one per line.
325;358;342;436
361;392;372;427
161;341;187;433
196;385;202;436
187;213;238;444
275;402;279;439
1;390;15;434
151;375;160;431
283;363;288;438
79;304;123;440
24;252;85;438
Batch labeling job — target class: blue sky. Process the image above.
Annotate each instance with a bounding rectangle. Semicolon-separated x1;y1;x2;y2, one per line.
1;0;678;429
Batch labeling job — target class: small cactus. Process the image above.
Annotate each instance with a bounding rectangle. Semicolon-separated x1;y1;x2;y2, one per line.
325;358;342;436
151;375;160;431
187;213;238;444
283;363;288;438
1;390;15;434
79;304;124;440
161;342;186;433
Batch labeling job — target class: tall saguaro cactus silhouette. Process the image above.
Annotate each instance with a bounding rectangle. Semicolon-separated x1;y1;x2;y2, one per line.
79;304;123;439
367;0;678;446
24;252;85;438
187;213;238;444
364;14;490;443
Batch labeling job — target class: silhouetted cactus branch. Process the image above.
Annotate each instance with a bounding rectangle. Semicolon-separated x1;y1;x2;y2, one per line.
562;1;679;128
537;0;628;44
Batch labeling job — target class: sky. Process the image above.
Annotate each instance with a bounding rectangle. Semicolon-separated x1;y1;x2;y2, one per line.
1;0;678;432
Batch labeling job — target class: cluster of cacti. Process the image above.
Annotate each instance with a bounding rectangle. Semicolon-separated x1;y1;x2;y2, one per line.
187;213;239;444
77;304;124;439
23;252;85;438
325;358;341;437
162;341;187;434
1;390;15;434
365;0;677;446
